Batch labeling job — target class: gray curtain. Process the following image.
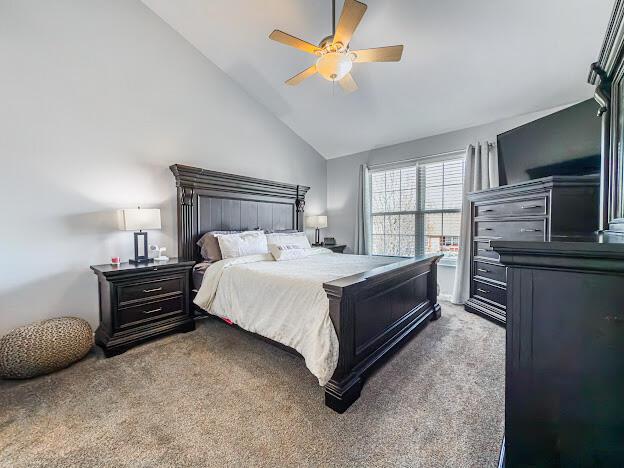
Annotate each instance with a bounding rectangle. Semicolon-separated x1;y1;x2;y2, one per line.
354;164;371;255
451;142;499;304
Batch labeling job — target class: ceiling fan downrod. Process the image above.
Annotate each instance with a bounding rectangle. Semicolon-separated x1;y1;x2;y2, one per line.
332;0;336;37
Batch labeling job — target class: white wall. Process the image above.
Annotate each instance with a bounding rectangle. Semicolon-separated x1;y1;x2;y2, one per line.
0;0;327;335
326;104;576;298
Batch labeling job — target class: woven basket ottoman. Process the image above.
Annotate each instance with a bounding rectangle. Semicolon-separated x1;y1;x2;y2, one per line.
0;317;93;379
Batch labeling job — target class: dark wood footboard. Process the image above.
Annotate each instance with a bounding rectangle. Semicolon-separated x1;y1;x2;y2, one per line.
323;254;442;413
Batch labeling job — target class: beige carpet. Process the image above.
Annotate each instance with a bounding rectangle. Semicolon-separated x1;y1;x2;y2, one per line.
0;302;504;467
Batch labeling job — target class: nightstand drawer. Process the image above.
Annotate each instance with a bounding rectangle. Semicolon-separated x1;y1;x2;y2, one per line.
117;277;183;305
118;295;184;328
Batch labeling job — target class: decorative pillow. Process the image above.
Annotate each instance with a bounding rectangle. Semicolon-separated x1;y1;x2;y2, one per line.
216;231;269;259
196;231;239;261
269;243;314;261
266;231;311;250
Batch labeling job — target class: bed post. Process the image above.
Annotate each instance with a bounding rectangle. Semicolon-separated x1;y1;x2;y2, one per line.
323;255;442;413
296;185;308;231
177;186;195;261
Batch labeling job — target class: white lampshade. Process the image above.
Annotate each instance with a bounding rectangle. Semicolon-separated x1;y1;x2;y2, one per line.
119;208;161;231
307;215;328;229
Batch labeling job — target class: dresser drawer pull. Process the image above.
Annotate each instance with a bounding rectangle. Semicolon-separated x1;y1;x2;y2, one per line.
476;288;489;294
483;228;494;231
477;268;490;273
143;307;162;315
521;205;543;209
520;228;541;232
481;208;495;213
142;287;163;293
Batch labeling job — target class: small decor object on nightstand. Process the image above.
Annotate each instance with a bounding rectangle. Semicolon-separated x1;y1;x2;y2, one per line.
307;215;328;246
149;244;169;261
323;237;336;245
119;207;161;264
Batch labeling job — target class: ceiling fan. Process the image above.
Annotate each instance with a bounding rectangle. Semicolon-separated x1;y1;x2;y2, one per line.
268;0;403;93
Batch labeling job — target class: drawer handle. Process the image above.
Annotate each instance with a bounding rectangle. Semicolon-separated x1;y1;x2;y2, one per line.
520;228;541;232
142;287;163;293
143;307;162;315
521;205;542;209
477;268;490;273
483;228;494;231
476;288;489;294
481;208;494;213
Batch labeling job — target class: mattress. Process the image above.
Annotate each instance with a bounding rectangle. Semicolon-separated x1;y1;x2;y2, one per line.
193;249;397;385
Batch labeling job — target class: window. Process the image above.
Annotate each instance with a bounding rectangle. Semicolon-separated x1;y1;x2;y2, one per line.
370;157;464;265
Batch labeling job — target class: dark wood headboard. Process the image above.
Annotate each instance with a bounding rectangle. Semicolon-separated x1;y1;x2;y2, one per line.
170;164;310;262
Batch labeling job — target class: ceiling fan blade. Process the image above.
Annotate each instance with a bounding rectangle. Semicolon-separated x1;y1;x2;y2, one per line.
285;65;317;86
269;30;320;55
351;45;404;63
338;73;358;93
333;0;367;48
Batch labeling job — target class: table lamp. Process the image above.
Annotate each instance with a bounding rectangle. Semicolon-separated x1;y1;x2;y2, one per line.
119;207;161;264
307;215;328;246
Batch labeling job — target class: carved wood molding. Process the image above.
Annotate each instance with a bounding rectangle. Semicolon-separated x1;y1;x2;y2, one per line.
588;0;624;85
170;164;310;202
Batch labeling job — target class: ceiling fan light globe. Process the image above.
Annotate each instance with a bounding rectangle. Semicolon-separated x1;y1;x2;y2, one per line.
316;52;353;82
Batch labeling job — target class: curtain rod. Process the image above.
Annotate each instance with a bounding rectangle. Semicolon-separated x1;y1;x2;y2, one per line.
367;142;494;170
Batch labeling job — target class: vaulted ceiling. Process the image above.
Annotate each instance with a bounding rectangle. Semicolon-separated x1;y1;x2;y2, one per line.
142;0;614;159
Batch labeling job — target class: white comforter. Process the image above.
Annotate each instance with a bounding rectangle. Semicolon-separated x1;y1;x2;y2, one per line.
194;248;395;386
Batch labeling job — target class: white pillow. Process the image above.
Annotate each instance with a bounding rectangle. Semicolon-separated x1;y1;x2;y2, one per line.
269;243;313;261
215;231;268;259
266;231;311;250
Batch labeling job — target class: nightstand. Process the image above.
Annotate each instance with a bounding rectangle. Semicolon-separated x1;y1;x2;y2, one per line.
324;244;346;253
91;258;195;357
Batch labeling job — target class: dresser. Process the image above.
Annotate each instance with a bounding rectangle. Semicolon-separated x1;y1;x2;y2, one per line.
91;259;195;357
465;175;599;324
492;236;624;466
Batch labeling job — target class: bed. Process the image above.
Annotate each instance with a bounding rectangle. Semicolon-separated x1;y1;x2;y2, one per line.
171;164;442;413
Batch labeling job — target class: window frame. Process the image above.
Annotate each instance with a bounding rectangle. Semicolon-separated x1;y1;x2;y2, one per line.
369;155;464;267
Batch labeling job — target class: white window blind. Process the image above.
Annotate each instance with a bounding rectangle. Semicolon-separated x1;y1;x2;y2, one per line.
370;157;464;264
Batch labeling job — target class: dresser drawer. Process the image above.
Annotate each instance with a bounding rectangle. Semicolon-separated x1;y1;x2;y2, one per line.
473;280;506;309
117;295;184;328
475;196;547;218
474;261;506;284
474;241;500;261
476;219;546;241
117;277;183;305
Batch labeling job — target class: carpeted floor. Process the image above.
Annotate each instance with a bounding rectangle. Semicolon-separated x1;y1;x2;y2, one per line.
0;302;504;467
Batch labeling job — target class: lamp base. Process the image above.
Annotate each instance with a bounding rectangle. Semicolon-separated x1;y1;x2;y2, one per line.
130;231;152;265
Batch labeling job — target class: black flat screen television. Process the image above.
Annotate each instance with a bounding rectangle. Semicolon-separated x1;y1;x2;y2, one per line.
497;99;601;186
